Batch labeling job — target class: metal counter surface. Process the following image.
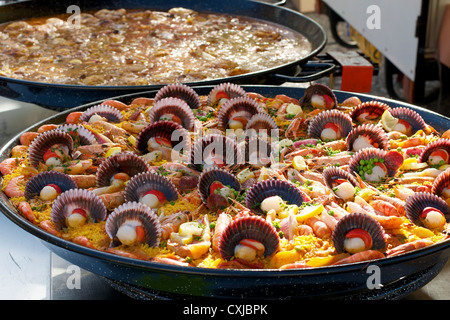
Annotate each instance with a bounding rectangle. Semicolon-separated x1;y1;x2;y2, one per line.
0;96;449;300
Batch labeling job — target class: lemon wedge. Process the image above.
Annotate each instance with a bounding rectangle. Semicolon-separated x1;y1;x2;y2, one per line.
292;155;307;171
104;146;122;158
400;157;428;171
381;110;398;132
286;103;302;116
296;204;324;223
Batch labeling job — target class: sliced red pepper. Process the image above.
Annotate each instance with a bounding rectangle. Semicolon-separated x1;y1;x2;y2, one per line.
345;228;372;249
143;189;166;203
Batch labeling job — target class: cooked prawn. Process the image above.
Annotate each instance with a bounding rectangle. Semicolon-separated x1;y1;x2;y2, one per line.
333;250;385;265
386;239;434;256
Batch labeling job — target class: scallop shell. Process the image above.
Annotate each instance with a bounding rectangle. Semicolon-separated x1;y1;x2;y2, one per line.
322;166;358;196
189;134;243;171
218;215;280;260
331;212;386;254
405;192;449;227
347;148;398;180
95;152;151;187
27;130;74;167
299;83;337;109
245;179;305;215
350;101;390;123
431;168;450;197
346;124;389;151
135;121;190;155
217;96;263;130
419;138;450;164
24;171;78;200
154;83;201;109
245;113;279;138
390;107;427;133
244;135;273;167
207;82;247;106
307;109;353;140
123;171;179;203
147;97;195;131
57;124;97;146
105;202;161;247
51;188;107;230
197;167;241;204
79;104;124;123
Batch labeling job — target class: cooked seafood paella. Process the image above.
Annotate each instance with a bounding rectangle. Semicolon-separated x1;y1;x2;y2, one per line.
1;82;450;270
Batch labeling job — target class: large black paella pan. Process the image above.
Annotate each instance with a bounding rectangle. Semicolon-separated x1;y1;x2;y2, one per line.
1;84;450;300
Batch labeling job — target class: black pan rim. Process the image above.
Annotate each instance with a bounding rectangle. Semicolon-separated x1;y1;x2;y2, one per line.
1;84;450;279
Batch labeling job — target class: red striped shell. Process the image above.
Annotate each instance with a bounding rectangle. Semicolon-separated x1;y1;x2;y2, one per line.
218;215;280;260
154;83;201;109
331;212;386;254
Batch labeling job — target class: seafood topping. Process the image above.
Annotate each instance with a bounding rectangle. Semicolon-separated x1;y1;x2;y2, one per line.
346;124;389;152
419;139;450;167
140;189;166;209
428;149;449;166
344;228;373;254
307;110;353;141
405;192;449;229
66;207;87;228
311;94;335;109
421;207;446;229
40;184;62;201
332;212;386;255
106;202;161;247
43;144;69;166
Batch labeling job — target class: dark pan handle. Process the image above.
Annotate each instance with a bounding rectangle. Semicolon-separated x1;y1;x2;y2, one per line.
270;61;337;83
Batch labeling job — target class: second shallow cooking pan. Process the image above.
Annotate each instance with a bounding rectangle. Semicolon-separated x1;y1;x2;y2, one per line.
0;0;330;110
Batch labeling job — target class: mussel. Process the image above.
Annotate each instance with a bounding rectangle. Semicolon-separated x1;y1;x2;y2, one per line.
346;124;389;152
25;171;77;201
154;83;201;109
300;83;337;110
105;201;161;247
245;179;305;215
51;188;107;230
332;212;386;254
124;171;179;209
218;215;280;261
197;168;241;211
27;130;74;167
307;110;353;141
405;192;449;230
